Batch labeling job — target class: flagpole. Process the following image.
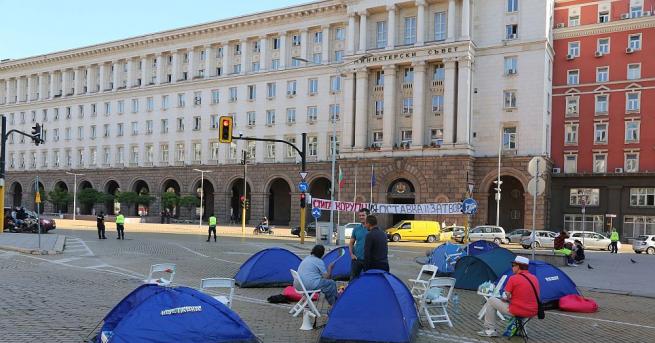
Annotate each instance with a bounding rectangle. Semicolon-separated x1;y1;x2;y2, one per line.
370;164;374;203
353;163;358;222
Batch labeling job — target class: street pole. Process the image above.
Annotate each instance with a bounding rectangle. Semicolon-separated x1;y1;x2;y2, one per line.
194;169;212;228
531;159;540;261
242;150;247;237
300;133;307;244
495;127;502;227
0;116;6;234
36;175;41;249
66;172;84;220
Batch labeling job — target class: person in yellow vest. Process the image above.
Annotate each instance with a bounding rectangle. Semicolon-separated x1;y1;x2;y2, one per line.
610;228;619;254
207;214;217;242
116;211;125;240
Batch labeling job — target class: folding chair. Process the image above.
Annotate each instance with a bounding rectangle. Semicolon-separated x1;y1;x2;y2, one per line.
477;275;508;321
200;278;236;308
409;264;438;300
289;269;321;318
418;277;456;328
506;317;531;343
144;263;176;286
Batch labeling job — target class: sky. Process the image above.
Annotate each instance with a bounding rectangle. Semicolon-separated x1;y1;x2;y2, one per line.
0;0;310;60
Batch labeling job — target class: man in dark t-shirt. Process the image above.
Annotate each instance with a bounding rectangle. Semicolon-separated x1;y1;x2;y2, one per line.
96;211;106;239
363;215;389;272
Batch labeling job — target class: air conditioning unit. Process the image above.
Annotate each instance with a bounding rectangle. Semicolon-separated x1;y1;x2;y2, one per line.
556;23;565;28
508;69;517;75
566;54;575;60
626;47;635;54
595;51;603;57
552;167;561;174
621;13;630;19
194;97;201;105
615;167;624;173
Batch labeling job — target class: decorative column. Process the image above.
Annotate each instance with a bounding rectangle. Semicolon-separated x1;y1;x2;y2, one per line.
456;57;472;144
126;58;135;88
382;65;397;149
4;80;10;103
279;32;287;69
204;45;213;78
412;61;426;148
447;0;456;41
187;48;195;79
358;11;368;53
461;0;471;39
416;0;426;46
321;25;330;64
300;29;309;61
259;36;268;71
171;51;179;83
387;5;397;49
443;60;456;144
240;39;248;74
354;68;369;150
16;77;25;102
156;54;164;84
75;68;84;94
222;43;231;76
62;70;72;96
8;78;17;103
141;57;149;86
85;66;93;93
26;75;34;101
98;64;106;91
112;61;120;90
49;72;57;98
342;72;355;149
347;12;357;54
39;73;47;99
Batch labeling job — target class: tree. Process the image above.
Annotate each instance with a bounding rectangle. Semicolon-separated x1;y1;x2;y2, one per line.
161;192;180;213
137;193;155;206
78;188;101;212
114;191;139;214
179;195;200;217
47;187;72;213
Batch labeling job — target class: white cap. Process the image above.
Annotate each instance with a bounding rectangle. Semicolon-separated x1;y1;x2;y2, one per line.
514;256;530;265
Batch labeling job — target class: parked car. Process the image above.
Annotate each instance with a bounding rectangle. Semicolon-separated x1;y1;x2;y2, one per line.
440;225;464;242
3;207;56;232
385;220;441;243
290;221;332;238
565;231;621;251
507;229;532;244
520;230;557;249
632;235;655;254
338;222;360;239
467;225;508;245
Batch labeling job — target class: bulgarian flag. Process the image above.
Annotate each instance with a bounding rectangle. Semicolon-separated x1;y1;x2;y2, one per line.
338;166;345;189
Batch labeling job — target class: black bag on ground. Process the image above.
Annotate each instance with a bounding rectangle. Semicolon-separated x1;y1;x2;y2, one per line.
267;294;290;304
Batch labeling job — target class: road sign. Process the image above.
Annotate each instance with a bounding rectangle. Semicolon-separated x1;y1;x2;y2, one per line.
311;207;322;219
528;156;548;177
605;214;617;218
462;198;478;215
527;177;545;196
35;192;41;204
299;171;308;180
299;181;309;193
467;183;475;195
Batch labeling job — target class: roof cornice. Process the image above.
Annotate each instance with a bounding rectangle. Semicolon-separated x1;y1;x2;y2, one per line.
554;16;655;39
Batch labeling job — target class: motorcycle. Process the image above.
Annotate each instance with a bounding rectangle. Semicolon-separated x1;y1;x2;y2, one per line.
5;218;39;233
253;224;274;235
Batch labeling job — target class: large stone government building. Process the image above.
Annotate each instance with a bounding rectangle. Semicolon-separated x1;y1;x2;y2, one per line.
0;0;555;229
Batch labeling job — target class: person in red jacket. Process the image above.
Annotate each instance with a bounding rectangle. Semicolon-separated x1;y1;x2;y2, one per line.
478;256;540;337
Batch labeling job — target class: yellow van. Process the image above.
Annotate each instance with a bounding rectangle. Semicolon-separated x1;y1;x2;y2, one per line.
386;220;442;243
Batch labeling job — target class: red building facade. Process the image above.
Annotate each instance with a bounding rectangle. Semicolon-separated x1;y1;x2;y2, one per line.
551;0;655;240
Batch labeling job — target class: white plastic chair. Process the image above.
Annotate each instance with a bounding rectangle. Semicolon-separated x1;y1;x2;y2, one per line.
477;275;508;320
200;278;236;308
289;269;321;318
418;277;456;329
409;264;439;299
144;263;176;286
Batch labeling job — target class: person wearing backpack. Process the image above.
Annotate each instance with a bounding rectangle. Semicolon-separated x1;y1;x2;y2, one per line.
478;256;541;337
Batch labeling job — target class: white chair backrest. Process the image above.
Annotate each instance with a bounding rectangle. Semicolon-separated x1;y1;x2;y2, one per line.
418;264;439;281
200;277;235;289
427;277;456;300
151;263;176;274
290;269;308;293
494;275;508;292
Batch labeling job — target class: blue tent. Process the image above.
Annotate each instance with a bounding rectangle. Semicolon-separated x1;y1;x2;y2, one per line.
235;248;301;287
427;242;464;274
466;240;499;256
323;246;350;281
320;270;418;343
96;284;257;343
498;260;580;304
453;248;516;290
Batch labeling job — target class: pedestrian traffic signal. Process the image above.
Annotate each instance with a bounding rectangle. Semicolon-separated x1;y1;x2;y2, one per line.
219;116;233;143
31;123;43;146
300;193;306;208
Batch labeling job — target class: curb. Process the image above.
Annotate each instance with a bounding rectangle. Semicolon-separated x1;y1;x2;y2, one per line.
53;235;66;253
0;244;55;255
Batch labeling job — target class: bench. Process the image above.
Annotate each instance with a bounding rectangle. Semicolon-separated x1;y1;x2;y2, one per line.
514;249;568;267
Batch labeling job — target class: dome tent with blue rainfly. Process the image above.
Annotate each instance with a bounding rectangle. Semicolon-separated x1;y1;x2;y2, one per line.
319;270;418;343
498;260;580;306
235;247;301;287
322;246;350;281
466;240;499;256
95;284;258;343
452;247;516;290
427;242;464;275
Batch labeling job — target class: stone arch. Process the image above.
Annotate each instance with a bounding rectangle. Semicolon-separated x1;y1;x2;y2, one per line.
386;178;416;225
161;178;182;217
9;181;23;208
309;176;332;221
434;194;450;203
78;180;94;215
227;177;252;223
131;179;152;216
52;180;70;213
266;177;292;225
479;167;529;198
376;161;428;203
263;174;297;194
191;178;215;220
104;180;121;215
485;175;526;231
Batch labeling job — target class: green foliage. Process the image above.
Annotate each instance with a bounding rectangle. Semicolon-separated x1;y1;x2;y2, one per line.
96;192;114;204
161;192;180;211
137;193;155;206
114;191;139;206
77;188;102;208
47;187;72;210
179;195;200;212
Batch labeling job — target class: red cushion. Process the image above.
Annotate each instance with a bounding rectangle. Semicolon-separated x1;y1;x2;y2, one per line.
282;285;319;301
558;294;598;313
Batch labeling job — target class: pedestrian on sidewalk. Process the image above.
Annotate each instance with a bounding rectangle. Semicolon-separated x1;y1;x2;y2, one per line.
116;211;125;240
96;211;106;239
349;208;369;280
363;215;389;272
207;214;217;242
610;228;620;254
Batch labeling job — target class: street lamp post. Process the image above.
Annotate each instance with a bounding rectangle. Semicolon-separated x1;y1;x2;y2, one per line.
65;171;84;220
193;169;212;228
494;127;503;227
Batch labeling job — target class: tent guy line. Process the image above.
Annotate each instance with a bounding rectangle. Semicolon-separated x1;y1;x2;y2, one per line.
549;312;655;330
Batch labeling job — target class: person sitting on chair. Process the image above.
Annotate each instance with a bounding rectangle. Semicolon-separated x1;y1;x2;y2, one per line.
478;256;540;337
295;245;337;306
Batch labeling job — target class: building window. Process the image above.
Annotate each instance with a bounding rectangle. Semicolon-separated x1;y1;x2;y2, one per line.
131;122;138;135
286;108;296;124
329;135;340;156
161;95;169;110
252;40;260;53
286;137;296;158
430;128;444;145
193;143;202;161
627;64;641;80
402;98;413;114
564;154;577;173
308;136;318;156
247;85;256;100
271;59;280;70
177;93;185;107
503;90;517;109
625;121;640;143
626;92;640;111
146;97;154;111
211;90;219;104
403;16;417;45
625;153;639;173
434;12;447;41
104;102;111;115
593;153;607;173
400;130;412;145
229;87;237;102
630;188;655;207
229;142;237;160
568;15;580;27
312;53;322;64
375;100;384;116
116;123;123;137
595;95;608;114
504;56;518;75
176;143;185;162
567;70;579;85
372;131;383;147
403;67;414;83
334;50;344;62
564;123;578;144
307;106;318;122
431;96;443;113
628;34;642;50
209;115;219;129
131;98;139;113
115;147;124;164
234;44;241;55
193;116;201;131
503;127;517;150
176;117;184;132
376;21;387;48
145;145;153;163
330;76;341;92
630;5;643;18
564;214;604;232
130;146;139;164
241;111;253;126
505;24;518;40
210;142;220;161
252;62;260;72
599;11;609;23
624;216;655;238
193;91;202;105
335;27;345;41
594;123;608;143
566;96;579;116
507;0;519;12
146;120;153;134
287;80;297;96
596;67;609;82
233;64;241;74
597;38;610;54
570;188;600;206
266;110;275;125
433;64;445;81
266;82;276;98
267;143;276;159
272;38;280;50
314;31;323;43
568;42;580;57
161;119;168;134
329;104;340;122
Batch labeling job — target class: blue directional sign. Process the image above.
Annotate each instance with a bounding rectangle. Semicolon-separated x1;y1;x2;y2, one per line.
462;198;478;215
299;181;309;193
312;207;322;219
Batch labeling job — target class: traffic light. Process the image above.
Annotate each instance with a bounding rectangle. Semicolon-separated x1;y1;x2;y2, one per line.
240;195;245;208
219;116;233;143
31;123;43;146
300;193;306;208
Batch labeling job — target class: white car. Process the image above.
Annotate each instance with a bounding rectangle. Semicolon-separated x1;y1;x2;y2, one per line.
467;225;508;245
339;222;360;239
520;230;557;249
565;231;621;251
632;235;655;254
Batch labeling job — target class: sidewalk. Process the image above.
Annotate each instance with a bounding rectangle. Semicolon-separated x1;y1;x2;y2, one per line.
0;232;65;255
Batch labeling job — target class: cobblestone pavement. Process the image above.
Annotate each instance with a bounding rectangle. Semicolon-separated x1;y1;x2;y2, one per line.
1;228;654;342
